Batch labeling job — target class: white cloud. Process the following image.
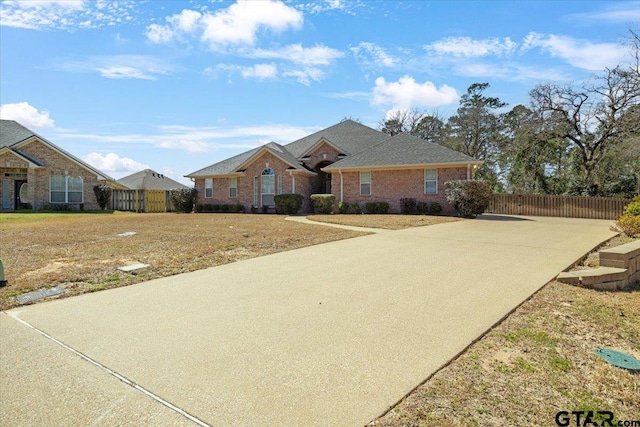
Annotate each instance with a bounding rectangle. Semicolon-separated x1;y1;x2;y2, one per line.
521;32;627;71
146;23;174;44
241;63;278;80
425;36;518;57
83;152;149;174
155;140;211;153
52;55;177;80
0;102;55;128
371;76;459;109
568;2;640;23
0;0;138;30
455;62;570;82
248;44;344;65
283;68;324;85
351;42;398;67
147;1;303;49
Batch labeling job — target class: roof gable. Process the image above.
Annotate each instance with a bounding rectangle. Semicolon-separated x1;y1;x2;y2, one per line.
0;120;114;180
284;120;387;158
0;147;44;168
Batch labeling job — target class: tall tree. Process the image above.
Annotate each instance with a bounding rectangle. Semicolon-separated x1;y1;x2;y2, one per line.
443;83;507;189
528;31;640;196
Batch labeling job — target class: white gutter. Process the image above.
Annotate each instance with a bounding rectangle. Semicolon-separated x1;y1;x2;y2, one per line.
289;170;296;193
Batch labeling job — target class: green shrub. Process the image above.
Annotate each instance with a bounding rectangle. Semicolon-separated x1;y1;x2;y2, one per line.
365;201;390;214
169;188;197;213
416;201;428;215
444;180;492;218
93;185;112;210
338;201;349;214
274;194;304;214
623;196;640;216
616;214;640;237
310;194;335;214
231;203;245;213
195;204;204;213
400;198;417;214
351;202;362;214
428;202;443;215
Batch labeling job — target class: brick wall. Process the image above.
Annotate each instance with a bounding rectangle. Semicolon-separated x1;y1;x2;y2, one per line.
334;167;468;214
194;151;314;212
1;140;102;210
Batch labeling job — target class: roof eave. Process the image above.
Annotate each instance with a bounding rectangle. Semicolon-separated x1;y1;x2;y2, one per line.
322;160;484;172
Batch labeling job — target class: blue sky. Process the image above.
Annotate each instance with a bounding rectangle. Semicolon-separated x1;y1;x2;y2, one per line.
1;0;639;185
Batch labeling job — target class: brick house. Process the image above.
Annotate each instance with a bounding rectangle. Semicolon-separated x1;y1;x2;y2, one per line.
0;120;113;211
185;120;483;214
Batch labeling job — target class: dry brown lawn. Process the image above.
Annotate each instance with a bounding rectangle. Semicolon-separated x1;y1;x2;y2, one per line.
0;212;367;310
308;214;460;230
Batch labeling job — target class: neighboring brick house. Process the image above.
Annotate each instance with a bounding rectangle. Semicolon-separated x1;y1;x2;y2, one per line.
0;120;113;211
185;120;483;214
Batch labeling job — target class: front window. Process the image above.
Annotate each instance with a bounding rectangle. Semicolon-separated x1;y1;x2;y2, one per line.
229;177;237;198
360;171;371;195
261;168;275;207
50;175;84;203
425;169;437;194
205;178;213;198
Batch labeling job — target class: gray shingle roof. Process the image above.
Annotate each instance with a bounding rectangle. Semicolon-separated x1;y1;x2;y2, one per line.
0;120;35;147
0;119;114;180
284;119;387;157
186;141;312;177
117;169;189;190
323;132;482;170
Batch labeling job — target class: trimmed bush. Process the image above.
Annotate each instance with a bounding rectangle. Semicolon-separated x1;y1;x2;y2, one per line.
444;180;492;218
416;201;428;215
274;194;304;214
365;201;390;214
169;188;198;213
352;202;362;214
616;214;640;237
338;201;349;214
400;198;417;214
311;194;335;214
93;185;112;210
623;196;640;216
428;202;443;215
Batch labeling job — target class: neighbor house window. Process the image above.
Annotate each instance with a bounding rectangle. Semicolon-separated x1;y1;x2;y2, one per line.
360;171;371;195
205;178;213;198
261;168;275;207
229;177;237;198
425;169;437;194
50;175;83;203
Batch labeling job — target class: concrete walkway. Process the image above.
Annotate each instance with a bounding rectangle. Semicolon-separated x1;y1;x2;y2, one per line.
1;215;616;426
285;215;391;233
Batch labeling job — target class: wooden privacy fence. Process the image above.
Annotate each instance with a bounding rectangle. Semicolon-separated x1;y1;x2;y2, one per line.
111;190;173;213
488;194;631;220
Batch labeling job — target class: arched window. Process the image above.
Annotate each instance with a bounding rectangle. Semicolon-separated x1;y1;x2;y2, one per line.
261;168;275;207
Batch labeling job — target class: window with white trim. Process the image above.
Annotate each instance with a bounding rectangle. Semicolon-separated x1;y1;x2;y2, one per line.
425;169;437;194
50;175;83;203
229;177;237;198
205;178;213;198
261;168;275;207
360;171;371;195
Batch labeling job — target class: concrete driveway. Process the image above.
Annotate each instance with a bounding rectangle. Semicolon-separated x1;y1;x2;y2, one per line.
1;215;617;426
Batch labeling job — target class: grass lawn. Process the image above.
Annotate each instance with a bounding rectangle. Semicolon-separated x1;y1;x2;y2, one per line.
308;214;460;230
0;212;369;310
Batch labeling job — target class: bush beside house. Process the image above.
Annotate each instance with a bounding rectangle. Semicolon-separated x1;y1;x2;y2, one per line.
444;180;492;218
